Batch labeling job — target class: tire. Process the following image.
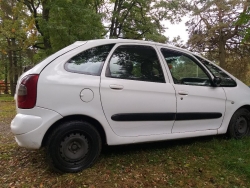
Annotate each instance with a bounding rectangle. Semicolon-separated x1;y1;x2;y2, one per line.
227;108;250;139
46;120;102;173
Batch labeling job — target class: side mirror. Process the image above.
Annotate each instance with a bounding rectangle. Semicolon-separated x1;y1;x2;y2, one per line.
213;76;222;87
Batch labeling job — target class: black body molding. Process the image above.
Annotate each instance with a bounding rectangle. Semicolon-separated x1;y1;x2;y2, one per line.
111;112;222;121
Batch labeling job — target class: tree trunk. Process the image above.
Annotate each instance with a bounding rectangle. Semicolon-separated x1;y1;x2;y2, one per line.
42;0;52;52
218;39;226;69
11;38;18;87
109;0;119;38
3;55;8;94
7;49;15;96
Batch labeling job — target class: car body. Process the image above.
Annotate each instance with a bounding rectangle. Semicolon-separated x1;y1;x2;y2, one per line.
11;39;250;172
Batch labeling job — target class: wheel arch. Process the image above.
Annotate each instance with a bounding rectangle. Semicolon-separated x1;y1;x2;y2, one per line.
226;105;250;138
42;115;107;147
239;105;250;112
227;105;250;127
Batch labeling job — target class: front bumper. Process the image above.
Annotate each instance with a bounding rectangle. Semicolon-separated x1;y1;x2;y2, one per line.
11;107;62;149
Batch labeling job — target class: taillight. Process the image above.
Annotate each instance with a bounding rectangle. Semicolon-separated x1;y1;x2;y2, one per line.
18;74;39;109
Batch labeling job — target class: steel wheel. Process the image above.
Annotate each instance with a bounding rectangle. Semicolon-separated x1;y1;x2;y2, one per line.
60;133;89;163
46;121;102;173
235;116;248;136
228;108;250;139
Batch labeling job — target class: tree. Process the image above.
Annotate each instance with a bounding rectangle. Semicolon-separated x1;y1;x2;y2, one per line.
186;0;250;83
0;0;36;95
20;0;105;55
237;2;250;42
100;0;188;42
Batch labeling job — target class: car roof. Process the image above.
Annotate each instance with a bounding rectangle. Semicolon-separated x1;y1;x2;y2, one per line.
77;39;193;56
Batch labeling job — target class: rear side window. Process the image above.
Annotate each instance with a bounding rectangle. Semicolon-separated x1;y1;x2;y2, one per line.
65;44;115;76
106;45;165;83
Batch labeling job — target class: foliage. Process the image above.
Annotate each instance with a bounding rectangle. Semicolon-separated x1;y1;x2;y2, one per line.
237;2;250;42
48;0;105;53
168;36;187;48
20;0;105;55
186;0;250;83
102;0;188;42
0;0;38;95
1;0;250;89
1;99;250;187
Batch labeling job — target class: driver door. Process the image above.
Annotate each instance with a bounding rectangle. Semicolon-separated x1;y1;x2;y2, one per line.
158;47;226;133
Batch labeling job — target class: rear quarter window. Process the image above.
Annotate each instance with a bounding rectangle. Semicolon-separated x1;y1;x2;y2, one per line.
65;44;115;76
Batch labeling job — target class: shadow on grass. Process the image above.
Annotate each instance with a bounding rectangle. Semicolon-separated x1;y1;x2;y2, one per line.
101;134;227;156
8;134;225;173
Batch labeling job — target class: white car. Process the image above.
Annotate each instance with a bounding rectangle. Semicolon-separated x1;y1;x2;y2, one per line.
11;39;250;173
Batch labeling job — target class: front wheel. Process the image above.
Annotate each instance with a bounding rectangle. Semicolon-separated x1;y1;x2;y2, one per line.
227;108;250;139
46;120;102;173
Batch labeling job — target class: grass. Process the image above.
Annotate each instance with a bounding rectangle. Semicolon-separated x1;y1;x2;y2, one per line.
1;96;250;187
0;94;14;102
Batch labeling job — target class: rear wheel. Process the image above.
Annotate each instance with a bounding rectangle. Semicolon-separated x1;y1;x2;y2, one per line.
46;120;102;173
227;108;250;139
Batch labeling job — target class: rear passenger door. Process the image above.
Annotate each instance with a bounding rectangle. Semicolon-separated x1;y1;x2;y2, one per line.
100;43;177;137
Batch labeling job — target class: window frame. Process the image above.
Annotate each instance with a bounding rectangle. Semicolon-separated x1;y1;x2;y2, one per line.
194;55;237;87
105;44;167;83
64;44;115;76
159;48;214;87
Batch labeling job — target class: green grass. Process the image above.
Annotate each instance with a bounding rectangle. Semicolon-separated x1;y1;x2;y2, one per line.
1;97;250;187
0;94;14;102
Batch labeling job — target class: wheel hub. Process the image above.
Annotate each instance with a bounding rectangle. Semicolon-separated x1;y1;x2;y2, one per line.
236;116;248;134
60;133;89;162
69;141;82;153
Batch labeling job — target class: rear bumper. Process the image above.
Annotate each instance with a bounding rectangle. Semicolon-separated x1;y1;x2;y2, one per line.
11;107;62;149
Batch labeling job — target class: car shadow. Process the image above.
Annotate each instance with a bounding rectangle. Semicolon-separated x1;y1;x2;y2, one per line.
101;134;228;156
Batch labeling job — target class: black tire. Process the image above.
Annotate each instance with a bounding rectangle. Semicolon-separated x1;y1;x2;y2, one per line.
227;108;250;139
46;120;102;173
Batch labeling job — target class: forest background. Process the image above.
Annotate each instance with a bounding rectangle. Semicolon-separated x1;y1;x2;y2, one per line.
0;0;250;95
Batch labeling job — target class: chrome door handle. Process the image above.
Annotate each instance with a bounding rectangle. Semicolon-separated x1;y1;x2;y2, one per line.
178;91;188;95
109;84;124;90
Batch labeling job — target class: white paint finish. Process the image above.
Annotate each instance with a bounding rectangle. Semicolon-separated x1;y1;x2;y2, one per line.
11;107;63;149
37;61;104;119
80;89;94;102
106;130;218;145
11;39;250;149
172;84;226;132
155;45;227;133
14;133;42;149
100;43;176;136
35;45;113;138
218;81;250;134
100;77;176;136
11;114;42;135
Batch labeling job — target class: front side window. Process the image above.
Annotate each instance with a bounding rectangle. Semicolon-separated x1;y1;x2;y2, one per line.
65;44;115;75
161;48;211;86
107;45;165;83
195;56;237;87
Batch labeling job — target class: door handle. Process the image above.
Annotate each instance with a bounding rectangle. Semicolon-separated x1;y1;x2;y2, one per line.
178;91;188;95
109;84;124;90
